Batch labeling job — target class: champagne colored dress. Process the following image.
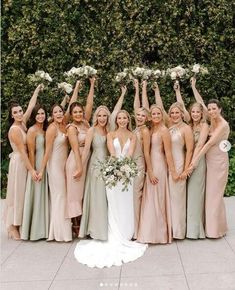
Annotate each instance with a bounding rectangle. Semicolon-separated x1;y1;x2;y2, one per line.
66;124;88;218
21;134;49;240
169;125;186;239
5;126;27;229
137;131;172;244
186;130;206;239
47;127;72;242
133;127;145;238
205;125;229;238
79;128;108;240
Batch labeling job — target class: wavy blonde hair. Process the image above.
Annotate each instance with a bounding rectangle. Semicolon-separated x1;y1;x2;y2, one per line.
115;109;132;131
92;105;111;131
168;102;185;120
188;102;206;127
150;104;167;125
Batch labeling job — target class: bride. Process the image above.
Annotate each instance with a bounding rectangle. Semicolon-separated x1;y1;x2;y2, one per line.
74;110;147;268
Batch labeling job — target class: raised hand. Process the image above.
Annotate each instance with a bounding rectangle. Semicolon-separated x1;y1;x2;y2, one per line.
133;79;139;88
89;76;96;85
152;81;159;91
121;85;127;95
173;81;180;91
190;76;196;87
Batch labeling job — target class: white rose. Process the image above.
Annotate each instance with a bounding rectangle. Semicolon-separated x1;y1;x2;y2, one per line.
192;64;200;74
170;71;177;80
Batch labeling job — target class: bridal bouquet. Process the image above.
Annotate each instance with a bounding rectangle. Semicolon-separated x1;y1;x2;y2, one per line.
28;70;53;85
96;157;138;191
191;64;209;76
64;65;97;84
166;65;189;82
57;82;73;94
115;68;130;85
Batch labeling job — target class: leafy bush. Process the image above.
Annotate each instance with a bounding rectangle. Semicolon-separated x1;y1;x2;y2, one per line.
1;0;234;196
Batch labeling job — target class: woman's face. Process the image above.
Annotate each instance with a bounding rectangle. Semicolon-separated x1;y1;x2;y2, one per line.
191;105;202;123
97;109;108;127
116;112;129;129
208;103;221;120
135;109;147;126
11;106;24;122
35;108;46;124
151;107;163;124
52;106;64;123
170;107;183;124
72;105;83;123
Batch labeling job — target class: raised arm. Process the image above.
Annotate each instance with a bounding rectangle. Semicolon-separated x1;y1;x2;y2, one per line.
133;79;140;114
107;132;116;157
60;94;70;109
141;80;149;110
153;82;169;124
64;80;81;121
23;84;43;124
38;125;56;180
142;128;158;184
110;86;127;131
84;77;96;122
190;77;208;113
26;128;37;168
81;127;94;165
10;128;37;180
174;82;190;123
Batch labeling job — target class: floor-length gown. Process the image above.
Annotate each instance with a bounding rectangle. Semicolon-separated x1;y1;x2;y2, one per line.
133;128;145;239
186;130;206;239
21;133;49;240
205;126;229;238
137;131;172;244
74;138;147;268
169;125;186;239
66;125;88;218
5;126;28;229
47;127;72;242
79;129;108;240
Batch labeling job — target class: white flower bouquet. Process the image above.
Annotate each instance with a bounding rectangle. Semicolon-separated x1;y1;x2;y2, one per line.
57;82;73;94
166;65;189;82
28;70;53;85
191;64;209;76
64;65;97;84
96;156;139;191
115;68;130;85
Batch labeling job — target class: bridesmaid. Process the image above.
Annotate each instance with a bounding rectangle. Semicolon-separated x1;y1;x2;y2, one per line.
79;86;127;240
186;77;209;239
190;99;230;238
137;103;178;244
65;77;95;235
132;79;149;238
21;104;49;240
168;101;194;239
5;85;42;240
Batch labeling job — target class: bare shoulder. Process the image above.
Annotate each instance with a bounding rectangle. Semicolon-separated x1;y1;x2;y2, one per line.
141;126;150;135
67;124;78;135
47;123;57;135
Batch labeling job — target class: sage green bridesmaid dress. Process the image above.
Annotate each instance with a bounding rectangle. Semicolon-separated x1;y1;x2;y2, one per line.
21;134;49;240
79;128;109;240
186;130;206;239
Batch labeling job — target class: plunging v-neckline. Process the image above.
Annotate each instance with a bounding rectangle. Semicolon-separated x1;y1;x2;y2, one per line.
114;137;130;153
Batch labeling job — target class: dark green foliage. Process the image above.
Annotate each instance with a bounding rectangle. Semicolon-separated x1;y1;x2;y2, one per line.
1;0;235;196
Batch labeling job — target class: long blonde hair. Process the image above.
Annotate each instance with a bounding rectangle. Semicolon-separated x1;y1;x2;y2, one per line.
150;104;166;126
92;105;111;131
115;109;132;131
168;102;185;120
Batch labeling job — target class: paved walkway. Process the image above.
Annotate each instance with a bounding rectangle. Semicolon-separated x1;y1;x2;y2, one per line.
1;197;235;290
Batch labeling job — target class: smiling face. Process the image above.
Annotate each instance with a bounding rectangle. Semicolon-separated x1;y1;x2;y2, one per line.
35;108;46;124
116;112;129;129
52;105;64;123
151;107;163;124
190;104;203;123
71;105;84;123
97;109;108;127
208;103;221;120
169;107;183;124
11;106;24;122
135;108;148;126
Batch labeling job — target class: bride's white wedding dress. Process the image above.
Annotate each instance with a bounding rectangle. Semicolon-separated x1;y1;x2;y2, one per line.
74;137;147;268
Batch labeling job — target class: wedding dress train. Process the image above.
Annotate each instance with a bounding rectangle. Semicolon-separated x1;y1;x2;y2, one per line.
74;138;147;268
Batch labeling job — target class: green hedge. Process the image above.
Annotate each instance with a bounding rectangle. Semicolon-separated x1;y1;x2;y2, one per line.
1;0;235;197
